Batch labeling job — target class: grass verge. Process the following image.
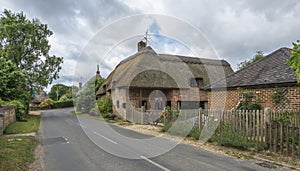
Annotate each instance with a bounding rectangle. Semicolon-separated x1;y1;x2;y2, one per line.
0;136;37;171
4;115;40;134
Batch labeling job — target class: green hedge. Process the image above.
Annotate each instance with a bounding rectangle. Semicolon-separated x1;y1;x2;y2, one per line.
52;100;74;109
30;100;74;110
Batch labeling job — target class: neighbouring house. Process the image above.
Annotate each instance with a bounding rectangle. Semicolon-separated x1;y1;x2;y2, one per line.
30;89;48;107
97;41;233;119
207;47;300;110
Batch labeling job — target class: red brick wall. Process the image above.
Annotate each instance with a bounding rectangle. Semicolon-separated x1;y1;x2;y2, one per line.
128;88;208;110
208;85;300;110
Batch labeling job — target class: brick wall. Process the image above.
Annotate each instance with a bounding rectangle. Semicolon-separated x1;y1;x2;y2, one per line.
128;88;208;110
0;105;16;135
208;85;300;110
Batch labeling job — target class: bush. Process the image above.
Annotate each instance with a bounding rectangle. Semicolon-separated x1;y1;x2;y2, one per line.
161;122;172;132
88;106;100;116
104;113;117;120
58;94;70;102
39;98;54;109
52;100;74;109
97;97;112;115
7;100;26;120
189;128;201;140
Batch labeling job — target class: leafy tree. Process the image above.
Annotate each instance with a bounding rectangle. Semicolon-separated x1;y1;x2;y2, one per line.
288;40;300;82
75;77;105;113
238;51;264;70
0;9;63;91
95;77;105;93
48;84;71;101
0;57;29;101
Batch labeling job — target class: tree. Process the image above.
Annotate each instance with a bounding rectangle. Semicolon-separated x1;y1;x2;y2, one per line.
237;51;264;70
48;84;71;101
0;57;30;102
0;9;63;92
75;77;105;113
95;77;105;93
288;40;300;82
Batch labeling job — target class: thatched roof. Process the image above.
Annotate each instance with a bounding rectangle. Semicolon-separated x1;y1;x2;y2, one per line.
207;47;298;89
97;46;233;95
31;90;48;104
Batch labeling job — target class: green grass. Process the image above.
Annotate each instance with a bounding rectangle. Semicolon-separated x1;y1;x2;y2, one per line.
0;136;36;171
4;115;40;134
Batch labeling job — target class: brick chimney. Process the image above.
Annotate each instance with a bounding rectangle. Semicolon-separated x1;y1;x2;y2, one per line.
96;64;102;78
137;40;146;52
79;82;82;90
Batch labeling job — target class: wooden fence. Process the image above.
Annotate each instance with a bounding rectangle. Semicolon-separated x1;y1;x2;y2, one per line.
196;109;300;159
129;108;300;158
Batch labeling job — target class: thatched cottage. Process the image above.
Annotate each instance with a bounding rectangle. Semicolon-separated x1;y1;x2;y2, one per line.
97;41;233;119
207;47;300;110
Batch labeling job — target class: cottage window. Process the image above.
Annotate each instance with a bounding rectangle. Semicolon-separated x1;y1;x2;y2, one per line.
140;100;147;109
196;78;204;88
190;78;203;88
103;85;106;93
190;78;197;87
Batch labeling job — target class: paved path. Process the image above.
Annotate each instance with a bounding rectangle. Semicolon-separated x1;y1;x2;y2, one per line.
42;108;275;171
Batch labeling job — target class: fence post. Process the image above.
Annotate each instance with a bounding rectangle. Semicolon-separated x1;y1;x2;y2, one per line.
199;108;202;131
264;108;270;144
141;106;145;124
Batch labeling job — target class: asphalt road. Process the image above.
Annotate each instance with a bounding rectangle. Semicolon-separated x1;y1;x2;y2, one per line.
42;108;275;171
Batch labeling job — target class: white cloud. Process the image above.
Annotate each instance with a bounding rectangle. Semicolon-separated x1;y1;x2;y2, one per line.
1;0;300;90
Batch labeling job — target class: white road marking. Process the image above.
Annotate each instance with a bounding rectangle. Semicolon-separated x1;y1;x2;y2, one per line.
140;156;170;171
80;124;87;129
62;136;70;144
93;131;118;144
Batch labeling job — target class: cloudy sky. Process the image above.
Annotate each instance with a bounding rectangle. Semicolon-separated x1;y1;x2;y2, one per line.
1;0;300;91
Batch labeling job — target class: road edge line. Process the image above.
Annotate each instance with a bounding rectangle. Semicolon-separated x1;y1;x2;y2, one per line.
93;131;118;144
140;155;170;171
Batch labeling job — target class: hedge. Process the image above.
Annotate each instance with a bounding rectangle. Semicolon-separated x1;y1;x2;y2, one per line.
52;100;74;109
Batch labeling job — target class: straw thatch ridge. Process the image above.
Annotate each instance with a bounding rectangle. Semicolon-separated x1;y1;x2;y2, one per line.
97;46;233;95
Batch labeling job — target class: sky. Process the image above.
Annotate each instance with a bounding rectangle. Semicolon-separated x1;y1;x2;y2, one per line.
1;0;300;91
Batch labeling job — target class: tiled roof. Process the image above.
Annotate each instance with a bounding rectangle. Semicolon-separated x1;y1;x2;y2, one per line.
209;47;298;89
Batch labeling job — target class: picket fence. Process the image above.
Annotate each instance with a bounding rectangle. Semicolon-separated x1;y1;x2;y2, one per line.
128;108;300;158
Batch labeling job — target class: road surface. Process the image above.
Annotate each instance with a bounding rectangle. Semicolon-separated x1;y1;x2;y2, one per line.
42;108;274;171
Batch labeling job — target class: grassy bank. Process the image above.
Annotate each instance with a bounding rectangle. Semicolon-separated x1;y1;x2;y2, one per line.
0;136;36;171
4;115;40;134
0;114;41;170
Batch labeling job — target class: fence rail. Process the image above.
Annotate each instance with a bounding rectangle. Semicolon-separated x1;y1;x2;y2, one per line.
129;107;300;158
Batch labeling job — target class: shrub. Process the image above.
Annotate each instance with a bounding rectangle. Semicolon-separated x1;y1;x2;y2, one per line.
104;113;117;120
58;94;70;102
0;99;6;105
8;100;26;120
97;97;112;115
39;98;54;109
189;128;201;140
88;106;100;116
161;122;192;137
52;100;74;109
161;122;172;132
